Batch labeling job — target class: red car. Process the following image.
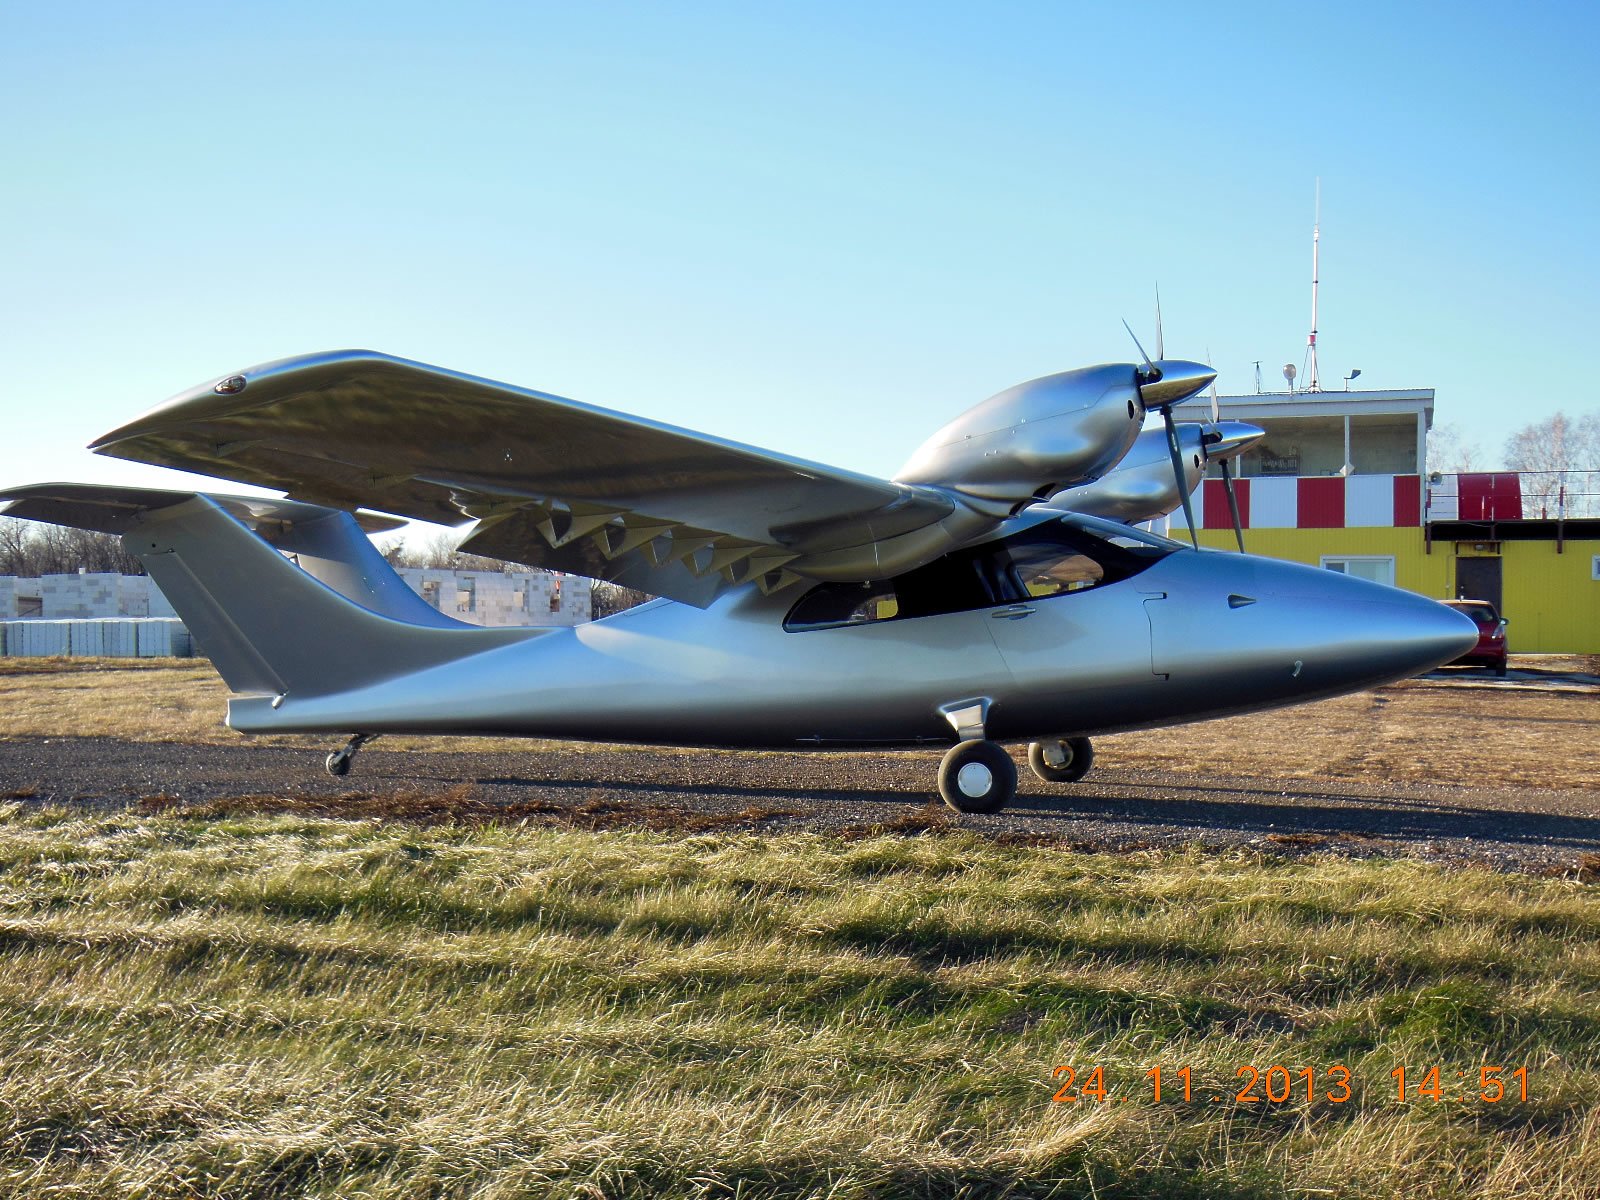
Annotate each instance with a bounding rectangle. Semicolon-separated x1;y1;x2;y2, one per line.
1442;599;1509;676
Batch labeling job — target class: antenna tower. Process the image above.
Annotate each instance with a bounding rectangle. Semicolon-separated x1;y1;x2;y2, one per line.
1304;179;1321;392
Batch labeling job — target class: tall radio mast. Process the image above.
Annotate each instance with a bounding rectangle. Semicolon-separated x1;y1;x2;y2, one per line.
1305;179;1321;392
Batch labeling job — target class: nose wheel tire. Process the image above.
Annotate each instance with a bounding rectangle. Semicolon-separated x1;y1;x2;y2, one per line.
938;740;1017;814
1027;736;1095;784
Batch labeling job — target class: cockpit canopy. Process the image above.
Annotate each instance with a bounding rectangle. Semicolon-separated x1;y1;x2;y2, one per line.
785;513;1182;631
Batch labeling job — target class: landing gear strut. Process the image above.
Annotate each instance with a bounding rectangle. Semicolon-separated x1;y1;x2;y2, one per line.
937;740;1017;814
1027;736;1094;784
325;733;376;777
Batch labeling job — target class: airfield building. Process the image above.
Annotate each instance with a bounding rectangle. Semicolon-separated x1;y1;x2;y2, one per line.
1160;386;1600;653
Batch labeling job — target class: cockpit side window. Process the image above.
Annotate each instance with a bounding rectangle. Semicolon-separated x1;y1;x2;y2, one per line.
783;544;1005;631
784;580;899;631
992;519;1159;601
783;517;1171;631
1010;543;1103;597
891;546;1007;617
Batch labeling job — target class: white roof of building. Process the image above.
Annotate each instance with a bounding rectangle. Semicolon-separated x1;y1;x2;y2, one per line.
1174;387;1435;426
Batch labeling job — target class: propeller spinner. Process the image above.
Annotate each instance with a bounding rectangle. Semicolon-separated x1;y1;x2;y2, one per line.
1121;320;1216;547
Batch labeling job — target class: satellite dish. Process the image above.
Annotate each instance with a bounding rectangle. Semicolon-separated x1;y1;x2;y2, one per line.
1283;363;1297;391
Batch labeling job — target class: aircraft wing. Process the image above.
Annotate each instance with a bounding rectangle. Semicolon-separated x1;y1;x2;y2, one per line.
89;351;958;606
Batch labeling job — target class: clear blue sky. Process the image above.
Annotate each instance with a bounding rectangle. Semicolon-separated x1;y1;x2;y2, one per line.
3;0;1595;496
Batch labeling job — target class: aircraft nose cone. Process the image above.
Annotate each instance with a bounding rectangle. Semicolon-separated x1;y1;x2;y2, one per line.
1224;557;1487;690
1354;590;1483;682
1204;421;1266;462
1138;360;1217;410
1409;597;1481;673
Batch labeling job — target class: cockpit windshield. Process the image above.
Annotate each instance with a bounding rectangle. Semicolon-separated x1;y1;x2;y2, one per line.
1058;512;1191;553
785;514;1179;631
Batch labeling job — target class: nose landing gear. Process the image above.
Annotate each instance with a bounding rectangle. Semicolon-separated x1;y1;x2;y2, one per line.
1027;736;1095;784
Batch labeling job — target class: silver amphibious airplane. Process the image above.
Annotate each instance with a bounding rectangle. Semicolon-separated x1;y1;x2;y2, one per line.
2;342;1477;813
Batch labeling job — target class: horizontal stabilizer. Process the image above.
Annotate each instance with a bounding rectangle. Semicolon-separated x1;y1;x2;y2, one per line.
0;482;406;537
1;485;540;699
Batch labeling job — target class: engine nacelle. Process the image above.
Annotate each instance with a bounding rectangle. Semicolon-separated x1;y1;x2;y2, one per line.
1047;419;1265;525
894;364;1145;508
894;359;1219;509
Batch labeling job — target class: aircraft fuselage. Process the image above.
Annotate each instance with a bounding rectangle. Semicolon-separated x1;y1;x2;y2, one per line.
229;513;1475;749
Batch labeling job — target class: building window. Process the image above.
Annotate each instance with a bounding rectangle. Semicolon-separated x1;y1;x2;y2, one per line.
549;576;562;613
1320;556;1396;587
457;576;476;613
1591;555;1600;582
420;580;441;609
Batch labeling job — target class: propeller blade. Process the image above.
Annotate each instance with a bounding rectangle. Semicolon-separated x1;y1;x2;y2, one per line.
1220;458;1245;552
1162;405;1198;548
1122;319;1157;377
1155;285;1165;361
1207;347;1219;425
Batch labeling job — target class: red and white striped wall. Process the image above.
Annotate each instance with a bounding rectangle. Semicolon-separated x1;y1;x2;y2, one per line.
1191;474;1423;530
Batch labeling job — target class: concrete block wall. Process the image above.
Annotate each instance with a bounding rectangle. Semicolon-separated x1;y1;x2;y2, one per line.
395;568;589;627
3;621;68;656
38;572;125;619
0;561;588;657
0;618;191;658
116;575;175;617
0;573;181;621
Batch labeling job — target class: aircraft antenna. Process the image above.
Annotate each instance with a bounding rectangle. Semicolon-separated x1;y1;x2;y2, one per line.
1304;178;1322;392
1253;360;1262;394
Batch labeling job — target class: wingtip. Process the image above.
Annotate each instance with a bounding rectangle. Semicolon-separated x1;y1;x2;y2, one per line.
88;349;393;454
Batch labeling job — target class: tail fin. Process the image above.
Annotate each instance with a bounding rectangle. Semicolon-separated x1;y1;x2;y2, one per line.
1;484;539;698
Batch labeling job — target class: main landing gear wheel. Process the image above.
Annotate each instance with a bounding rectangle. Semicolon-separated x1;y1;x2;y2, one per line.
1027;736;1095;784
937;740;1017;814
325;733;375;778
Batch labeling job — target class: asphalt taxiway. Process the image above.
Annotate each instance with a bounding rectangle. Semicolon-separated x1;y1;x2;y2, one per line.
4;734;1597;876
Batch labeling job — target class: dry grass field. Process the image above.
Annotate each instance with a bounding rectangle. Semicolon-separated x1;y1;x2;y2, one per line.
2;659;1598;1197
1;805;1598;1199
3;656;1597;791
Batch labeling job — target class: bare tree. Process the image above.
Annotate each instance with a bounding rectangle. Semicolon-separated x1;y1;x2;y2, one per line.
1504;410;1600;517
0;518;144;576
380;530;533;573
589;581;653;618
0;518;30;576
1426;423;1486;474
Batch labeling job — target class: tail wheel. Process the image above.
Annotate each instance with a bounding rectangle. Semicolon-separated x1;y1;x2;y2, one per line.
937;740;1017;814
324;732;374;778
1027;736;1095;784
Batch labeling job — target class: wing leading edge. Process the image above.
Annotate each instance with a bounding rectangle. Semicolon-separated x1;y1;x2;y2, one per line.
89;351;967;606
